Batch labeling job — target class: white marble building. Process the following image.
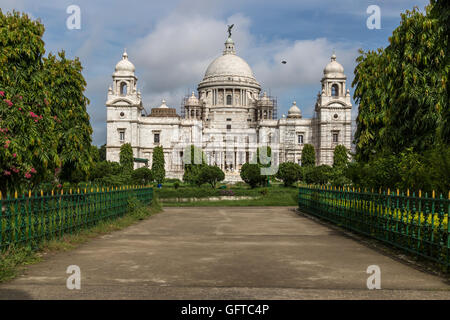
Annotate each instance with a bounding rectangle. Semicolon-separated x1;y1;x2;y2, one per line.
106;33;352;181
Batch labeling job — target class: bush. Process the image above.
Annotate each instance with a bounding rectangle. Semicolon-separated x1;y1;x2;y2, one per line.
90;161;122;180
183;164;203;186
240;163;265;188
120;143;134;173
303;165;333;185
131;167;153;185
276;162;302;186
198;165;225;188
173;181;180;189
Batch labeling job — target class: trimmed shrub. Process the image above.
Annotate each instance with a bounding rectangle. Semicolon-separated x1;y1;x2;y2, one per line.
240;163;265;188
301;144;316;167
152;146;165;184
276;162;302;186
131;167;153;185
120;143;134;173
198;165;225;188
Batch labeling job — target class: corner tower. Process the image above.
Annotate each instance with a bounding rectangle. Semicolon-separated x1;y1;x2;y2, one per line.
106;49;143;162
314;54;352;165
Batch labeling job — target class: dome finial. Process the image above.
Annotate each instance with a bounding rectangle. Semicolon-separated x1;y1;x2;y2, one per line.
123;48;128;59
331;52;336;61
223;24;236;55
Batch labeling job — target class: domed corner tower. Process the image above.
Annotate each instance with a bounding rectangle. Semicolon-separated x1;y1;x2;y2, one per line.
106;49;143;163
193;33;263;130
314;53;352;165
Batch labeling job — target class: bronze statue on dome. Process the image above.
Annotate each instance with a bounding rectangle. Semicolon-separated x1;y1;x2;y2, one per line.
227;24;234;38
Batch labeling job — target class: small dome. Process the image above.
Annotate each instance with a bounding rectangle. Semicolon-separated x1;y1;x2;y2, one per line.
186;92;199;106
288;101;302;118
324;53;344;77
158;99;169;109
114;49;135;75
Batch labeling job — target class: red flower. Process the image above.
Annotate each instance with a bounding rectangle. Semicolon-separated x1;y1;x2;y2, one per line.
0;91;4;97
25;172;31;179
30;167;36;173
4;99;13;107
13;153;17;158
44;98;48;105
3;170;11;176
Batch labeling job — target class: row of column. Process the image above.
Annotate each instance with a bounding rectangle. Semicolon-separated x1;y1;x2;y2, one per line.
212;88;247;106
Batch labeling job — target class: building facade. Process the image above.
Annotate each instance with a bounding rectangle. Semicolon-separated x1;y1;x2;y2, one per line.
106;34;352;181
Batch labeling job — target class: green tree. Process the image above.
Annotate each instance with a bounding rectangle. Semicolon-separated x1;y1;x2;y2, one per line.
353;2;449;161
301;144;316;167
333;145;349;168
120;143;134;173
183;145;206;185
0;11;57;194
98;144;106;162
310;165;333;185
152;146;165;184
276;162;302;187
90;161;122;181
198;165;225;188
43;51;94;183
240;163;265;188
0;10;94;193
131;167;153;185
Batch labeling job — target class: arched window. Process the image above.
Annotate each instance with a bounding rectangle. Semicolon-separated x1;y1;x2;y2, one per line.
120;82;128;96
226;95;232;105
331;84;338;97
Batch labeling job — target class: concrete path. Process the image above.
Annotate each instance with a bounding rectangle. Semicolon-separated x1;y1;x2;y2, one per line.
1;207;449;299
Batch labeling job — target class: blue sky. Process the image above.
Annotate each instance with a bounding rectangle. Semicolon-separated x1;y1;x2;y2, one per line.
0;0;429;145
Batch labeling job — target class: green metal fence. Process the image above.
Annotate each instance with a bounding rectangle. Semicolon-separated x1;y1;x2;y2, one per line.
298;186;450;270
0;186;153;252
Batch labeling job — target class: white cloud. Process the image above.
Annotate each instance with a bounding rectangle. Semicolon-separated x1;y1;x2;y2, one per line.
128;11;359;114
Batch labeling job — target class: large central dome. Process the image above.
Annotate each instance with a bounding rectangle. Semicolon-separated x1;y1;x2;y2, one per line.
199;37;260;90
204;54;255;80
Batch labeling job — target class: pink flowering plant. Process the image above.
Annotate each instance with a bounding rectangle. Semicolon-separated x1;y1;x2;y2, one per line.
0;11;95;195
0;92;61;194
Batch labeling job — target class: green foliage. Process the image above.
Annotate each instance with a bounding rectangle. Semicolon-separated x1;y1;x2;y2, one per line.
349;1;449;194
98;144;106;162
347;145;449;194
240;163;265;188
276;162;302;186
42;51;94;181
90;161;122;180
197;165;225;188
183;145;206;186
301;144;316;167
173;181;180;189
119;143;134;173
0;10;93;194
352;2;449;161
131;167;153;185
152;146;165;184
303;165;333;185
333;145;349;168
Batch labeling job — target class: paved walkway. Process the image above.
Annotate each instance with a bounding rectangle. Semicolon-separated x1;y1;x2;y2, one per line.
1;207;449;299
